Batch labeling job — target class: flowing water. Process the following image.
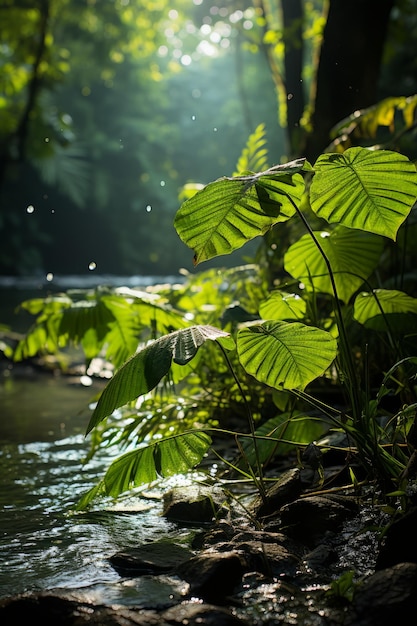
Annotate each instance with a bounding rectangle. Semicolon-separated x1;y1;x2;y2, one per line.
0;275;193;606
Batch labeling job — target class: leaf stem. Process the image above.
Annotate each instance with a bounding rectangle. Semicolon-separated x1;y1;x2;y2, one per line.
216;341;267;502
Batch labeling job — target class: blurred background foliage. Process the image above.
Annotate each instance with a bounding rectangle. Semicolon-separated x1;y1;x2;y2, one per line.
1;0;417;277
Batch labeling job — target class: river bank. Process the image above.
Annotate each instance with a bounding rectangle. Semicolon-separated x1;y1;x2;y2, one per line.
2;278;417;625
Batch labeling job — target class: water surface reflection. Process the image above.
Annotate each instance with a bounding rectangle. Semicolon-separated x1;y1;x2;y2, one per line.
0;276;188;602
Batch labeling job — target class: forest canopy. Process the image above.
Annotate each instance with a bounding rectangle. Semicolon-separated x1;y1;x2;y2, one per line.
1;0;417;277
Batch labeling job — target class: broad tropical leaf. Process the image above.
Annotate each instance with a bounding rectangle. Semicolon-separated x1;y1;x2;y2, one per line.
174;160;306;265
178;182;205;201
353;289;417;331
310;147;417;240
237;321;337;391
330;96;405;142
328;94;417;150
76;431;212;507
87;325;230;433
284;226;383;304
259;291;306;321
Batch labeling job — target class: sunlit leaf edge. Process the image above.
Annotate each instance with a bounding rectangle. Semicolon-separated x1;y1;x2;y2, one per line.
76;430;212;509
87;325;229;433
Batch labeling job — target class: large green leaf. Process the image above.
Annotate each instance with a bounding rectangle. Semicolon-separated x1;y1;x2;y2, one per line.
329;95;417;149
310;147;417;239
237;321;337;391
77;431;212;506
284;226;383;304
87;325;229;433
259;291;306;321
174;160;306;265
353;289;417;331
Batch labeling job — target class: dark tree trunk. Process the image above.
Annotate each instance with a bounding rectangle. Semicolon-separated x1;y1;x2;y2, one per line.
305;0;395;162
281;0;304;157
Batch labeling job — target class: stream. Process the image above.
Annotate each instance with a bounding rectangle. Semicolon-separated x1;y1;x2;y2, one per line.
0;275;194;606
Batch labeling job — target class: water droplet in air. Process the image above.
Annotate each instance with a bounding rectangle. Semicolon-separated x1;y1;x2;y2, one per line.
26;205;34;214
46;273;53;282
160;180;166;187
88;262;97;271
191;115;196;121
146;205;152;212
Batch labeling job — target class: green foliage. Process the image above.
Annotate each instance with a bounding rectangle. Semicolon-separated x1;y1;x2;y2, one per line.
0;0;284;276
310;148;417;238
234;123;270;175
77;430;212;510
284;227;383;305
11;125;417;510
236;321;337;390
174;159;305;264
238;412;329;470
86;325;230;434
329;95;417;156
14;286;189;368
326;570;357;604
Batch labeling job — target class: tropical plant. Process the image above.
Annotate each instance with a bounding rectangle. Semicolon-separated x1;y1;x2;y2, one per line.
9;122;417;511
327;94;417;157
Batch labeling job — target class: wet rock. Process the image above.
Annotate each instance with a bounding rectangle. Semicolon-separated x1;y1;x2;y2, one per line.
229;540;301;577
193;520;239;548
199;524;304;555
249;468;303;518
161;602;249;626
279;495;359;547
375;506;417;569
347;562;417;626
0;591;248;626
303;544;338;573
177;550;246;603
210;530;304;578
229;529;305;556
0;591;166;626
162;485;227;523
109;541;194;576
